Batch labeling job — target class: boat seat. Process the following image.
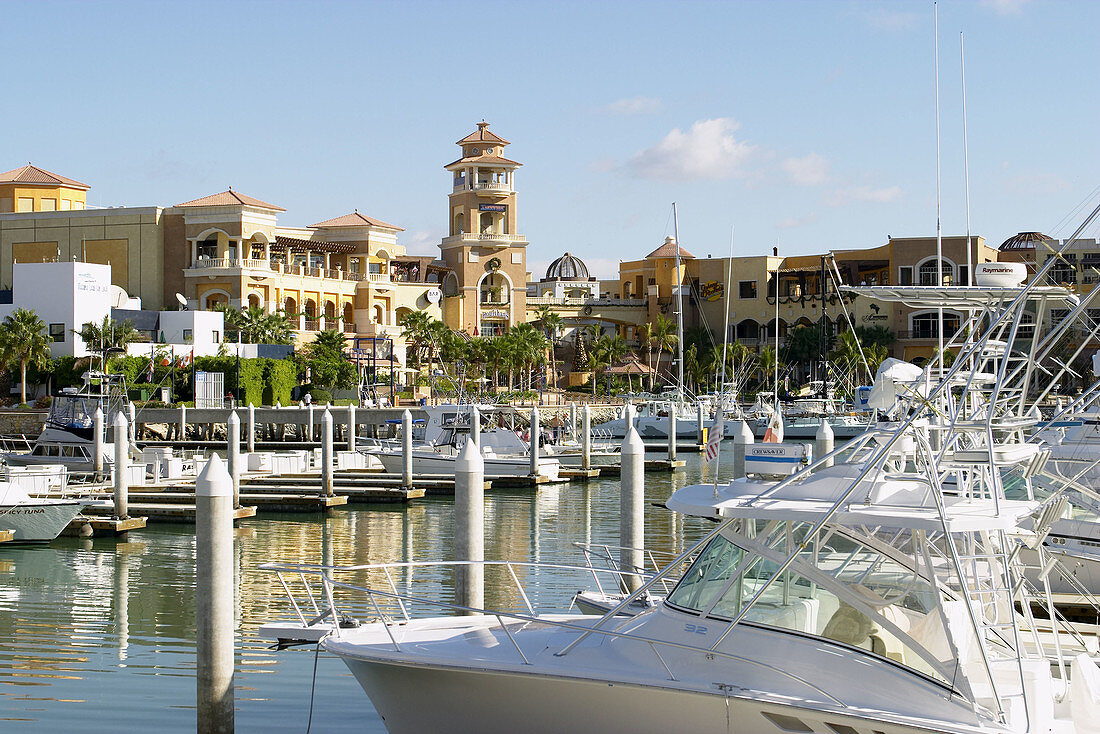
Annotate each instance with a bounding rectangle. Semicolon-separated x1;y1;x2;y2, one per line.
1071;653;1100;734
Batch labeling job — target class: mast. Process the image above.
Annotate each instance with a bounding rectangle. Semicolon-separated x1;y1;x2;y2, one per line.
961;31;973;288
672;203;685;401
774;243;780;406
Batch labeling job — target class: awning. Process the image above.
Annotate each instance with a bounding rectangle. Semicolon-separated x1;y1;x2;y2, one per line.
274;235;357;255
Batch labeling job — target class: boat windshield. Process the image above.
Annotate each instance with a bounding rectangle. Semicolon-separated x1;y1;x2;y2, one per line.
46;395;96;430
666;522;961;686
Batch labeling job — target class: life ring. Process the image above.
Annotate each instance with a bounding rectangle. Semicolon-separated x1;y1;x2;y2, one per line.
583;305;593;315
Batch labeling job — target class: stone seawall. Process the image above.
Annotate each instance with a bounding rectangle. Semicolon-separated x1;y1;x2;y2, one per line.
0;410;48;437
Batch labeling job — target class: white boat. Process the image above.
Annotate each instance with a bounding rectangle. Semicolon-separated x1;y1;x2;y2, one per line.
371;446;560;482
748;412;870;439
0;471;85;542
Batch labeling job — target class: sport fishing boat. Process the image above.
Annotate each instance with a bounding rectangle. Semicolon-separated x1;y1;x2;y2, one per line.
0;471;86;542
2;372;129;474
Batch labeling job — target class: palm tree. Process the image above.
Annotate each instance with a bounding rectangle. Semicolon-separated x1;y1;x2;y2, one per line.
590;334;628;396
0;309;51;405
534;305;564;389
648;314;678;390
310;329;347;357
756;345;784;393
398;310;433;369
261;310;295;345
507;323;548;393
75;316;141;363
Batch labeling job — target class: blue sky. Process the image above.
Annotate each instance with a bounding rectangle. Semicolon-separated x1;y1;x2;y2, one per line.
4;0;1098;278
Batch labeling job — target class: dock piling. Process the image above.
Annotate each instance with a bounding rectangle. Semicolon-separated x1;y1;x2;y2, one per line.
454;439;485;613
733;420;754;479
127;402;136;443
401;409;413;489
93;406;104;478
620;424;645;593
322;410;334;498
195;455;235;734
179;404;188;442
816;419;834;468
227;411;241;508
471;405;481;448
246;404;255;453
347;403;356;452
667;408;677;461
114;412;129;519
581;404;591;471
529;406;540;478
697;402;706;445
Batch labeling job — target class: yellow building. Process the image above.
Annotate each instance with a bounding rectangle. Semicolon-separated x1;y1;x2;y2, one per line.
438;122;528;336
0;164;88;213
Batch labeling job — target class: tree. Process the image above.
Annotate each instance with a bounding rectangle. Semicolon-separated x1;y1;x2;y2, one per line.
303;330;355;391
227;305;294;344
648;314;678;390
534;305;564;390
0;309;51;405
75;316;141;359
589;333;628;395
398;310;433;369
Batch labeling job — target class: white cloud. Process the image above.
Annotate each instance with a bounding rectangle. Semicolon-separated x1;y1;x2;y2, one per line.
403;229;443;255
980;0;1030;15
777;213;819;230
782;153;829;186
826;184;902;207
604;96;662;115
627;118;756;182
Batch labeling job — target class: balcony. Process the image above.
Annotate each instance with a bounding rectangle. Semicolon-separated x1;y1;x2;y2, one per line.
441;232;527;248
473;182;511;193
192;257;272;270
367;272;391;282
526;296;646;307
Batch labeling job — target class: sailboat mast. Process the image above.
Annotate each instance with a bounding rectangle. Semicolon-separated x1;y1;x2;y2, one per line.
672;203;685;399
961;31;972;288
774;246;780;405
934;1;945;375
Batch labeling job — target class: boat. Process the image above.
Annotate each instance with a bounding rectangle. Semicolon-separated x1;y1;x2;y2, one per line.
0;470;86;542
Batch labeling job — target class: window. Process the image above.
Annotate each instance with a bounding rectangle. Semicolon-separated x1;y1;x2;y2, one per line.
898;266;913;286
1050;256;1077;284
212;331;220;343
183;329;193;343
49;323;65;343
911;311;960;339
60;199;72;211
17;197;33;212
197;237;218;260
647;278;656;286
956;265;969;286
1050;309;1070;326
40;198;56;212
918;259;953;286
739;280;758;299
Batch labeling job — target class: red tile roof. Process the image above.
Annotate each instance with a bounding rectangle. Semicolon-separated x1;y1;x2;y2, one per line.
457;121;509;146
445;154;523;169
0;163;90;190
175;189;285;211
646;237;694;259
309;210;404;231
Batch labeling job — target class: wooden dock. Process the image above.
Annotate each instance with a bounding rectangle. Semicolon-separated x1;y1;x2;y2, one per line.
0;530;13;543
63;515;148;537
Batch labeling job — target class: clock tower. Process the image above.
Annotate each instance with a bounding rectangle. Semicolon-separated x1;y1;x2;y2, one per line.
439;121;527;336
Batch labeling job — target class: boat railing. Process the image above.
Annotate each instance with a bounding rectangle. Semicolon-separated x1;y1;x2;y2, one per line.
570;542;693;596
257;559;847;706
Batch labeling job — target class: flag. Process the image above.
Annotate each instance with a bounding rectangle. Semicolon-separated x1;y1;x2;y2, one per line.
145;358;154;383
704;413;724;464
763;410;783;443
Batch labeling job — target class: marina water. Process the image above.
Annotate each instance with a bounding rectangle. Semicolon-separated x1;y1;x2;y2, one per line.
0;449;732;731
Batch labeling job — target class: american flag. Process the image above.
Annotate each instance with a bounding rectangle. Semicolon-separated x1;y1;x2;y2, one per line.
704;414;724;464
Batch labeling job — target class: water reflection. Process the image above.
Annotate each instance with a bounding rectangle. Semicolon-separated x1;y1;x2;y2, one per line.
0;450;736;730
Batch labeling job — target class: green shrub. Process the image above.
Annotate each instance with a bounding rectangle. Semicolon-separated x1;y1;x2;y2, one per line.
264;359;297;405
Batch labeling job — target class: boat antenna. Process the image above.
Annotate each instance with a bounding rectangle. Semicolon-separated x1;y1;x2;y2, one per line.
934;1;945;378
672;203;685;404
774;239;780;407
961;30;972;290
714;225;735;497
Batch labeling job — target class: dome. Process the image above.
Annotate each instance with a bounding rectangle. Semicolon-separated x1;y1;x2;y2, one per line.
545;252;591;281
1000;231;1052;251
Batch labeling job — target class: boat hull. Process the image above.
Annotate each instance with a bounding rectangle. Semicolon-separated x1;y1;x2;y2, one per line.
0;500;84;542
371;449;560;481
337;653;996;734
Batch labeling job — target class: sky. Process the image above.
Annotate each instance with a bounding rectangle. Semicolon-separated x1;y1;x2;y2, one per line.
4;0;1099;280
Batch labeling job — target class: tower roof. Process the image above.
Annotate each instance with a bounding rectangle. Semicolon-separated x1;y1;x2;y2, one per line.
309;210;404;231
646;236;694;260
999;231;1052;251
545;252;591;281
457;121;509;146
0;163;89;190
175;189;285;211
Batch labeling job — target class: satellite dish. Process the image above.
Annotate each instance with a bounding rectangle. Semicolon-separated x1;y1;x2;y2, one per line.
175;293;188;310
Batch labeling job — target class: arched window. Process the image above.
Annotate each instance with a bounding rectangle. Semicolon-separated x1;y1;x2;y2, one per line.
324;301;336;320
284;296;297;316
304;299;317;319
918;258;954;286
197;235;219;260
736;319;760;341
247;293;261;310
479;272;510;305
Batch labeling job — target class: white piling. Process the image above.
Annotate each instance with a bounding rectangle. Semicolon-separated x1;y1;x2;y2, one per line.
179;404;188;441
816;418;834;469
620;425;645;593
624;402;635;430
529;406;540;478
454;439;485;613
733;419;754;479
346;403;356;452
322;409;334;497
195;455;235;733
127;402;136;443
113;413;129;519
581;404;592;471
246;404;255;453
471;406;481;448
697;402;706;445
227;411;241;508
667;408;677;461
308;403;315;441
401;409;413;489
569;402;577;440
93;406;104;477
